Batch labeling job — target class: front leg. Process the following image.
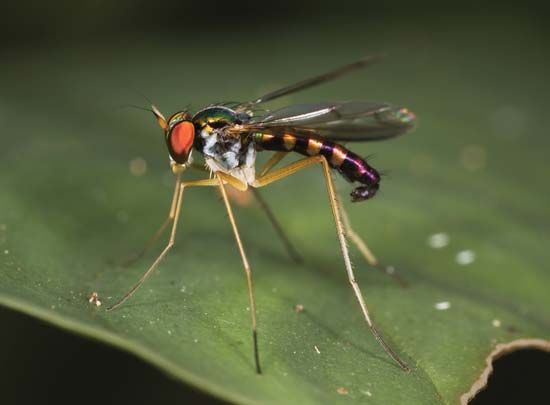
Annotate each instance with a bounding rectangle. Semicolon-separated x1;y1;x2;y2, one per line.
108;177;220;311
118;173;182;267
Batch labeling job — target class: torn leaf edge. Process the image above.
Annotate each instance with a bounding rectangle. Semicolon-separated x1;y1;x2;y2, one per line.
461;338;550;404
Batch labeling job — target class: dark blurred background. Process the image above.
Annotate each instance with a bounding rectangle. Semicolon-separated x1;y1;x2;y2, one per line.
1;1;547;50
1;1;548;404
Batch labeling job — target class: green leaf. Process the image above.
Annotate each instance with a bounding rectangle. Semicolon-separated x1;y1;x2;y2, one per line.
1;25;549;404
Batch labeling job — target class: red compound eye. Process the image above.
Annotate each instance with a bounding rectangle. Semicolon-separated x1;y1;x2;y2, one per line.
168;121;195;163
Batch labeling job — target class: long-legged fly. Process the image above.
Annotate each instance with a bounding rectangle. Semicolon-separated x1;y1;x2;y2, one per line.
108;56;416;373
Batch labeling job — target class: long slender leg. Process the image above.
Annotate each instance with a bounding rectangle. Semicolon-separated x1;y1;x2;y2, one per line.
216;174;262;374
339;201;408;287
254;156;409;371
318;158;410;371
119;173;181;267
252;156;325;187
108;177;219;311
249;188;302;264
217;172;248;191
218;166;302;264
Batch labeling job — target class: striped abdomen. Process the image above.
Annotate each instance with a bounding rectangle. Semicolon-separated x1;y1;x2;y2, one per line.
255;132;380;202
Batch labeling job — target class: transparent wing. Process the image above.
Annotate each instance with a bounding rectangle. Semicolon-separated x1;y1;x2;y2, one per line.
236;55;382;110
237;101;415;142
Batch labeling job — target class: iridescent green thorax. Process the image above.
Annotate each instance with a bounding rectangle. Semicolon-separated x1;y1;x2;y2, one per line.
191;106;256;184
192;106;248;131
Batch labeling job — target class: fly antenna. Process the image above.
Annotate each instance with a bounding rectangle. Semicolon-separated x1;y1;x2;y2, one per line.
126;88;165;121
151;104;167;121
130;88;156;107
117;104;155;114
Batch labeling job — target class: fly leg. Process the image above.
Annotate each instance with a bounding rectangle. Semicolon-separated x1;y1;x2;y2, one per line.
108;177;219;311
251;151;302;263
192;155;302;263
249;188;302;264
339;202;408;287
253;155;410;371
118;173;181;267
216;173;262;374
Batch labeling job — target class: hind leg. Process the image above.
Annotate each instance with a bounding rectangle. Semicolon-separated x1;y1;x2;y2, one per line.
339;201;408;287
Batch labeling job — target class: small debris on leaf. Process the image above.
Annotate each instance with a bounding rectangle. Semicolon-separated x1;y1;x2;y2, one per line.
434;301;451;310
314;345;321;354
294;304;304;313
88;292;102;307
427;232;450;249
337;387;349;395
456;249;476;265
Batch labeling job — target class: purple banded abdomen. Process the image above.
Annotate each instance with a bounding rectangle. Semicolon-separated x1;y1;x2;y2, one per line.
255;133;380;202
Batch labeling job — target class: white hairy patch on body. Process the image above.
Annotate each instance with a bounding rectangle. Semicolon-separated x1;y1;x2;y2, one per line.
202;129;257;185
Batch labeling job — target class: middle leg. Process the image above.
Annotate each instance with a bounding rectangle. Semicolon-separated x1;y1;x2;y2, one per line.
249;188;302;264
198;161;302;264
